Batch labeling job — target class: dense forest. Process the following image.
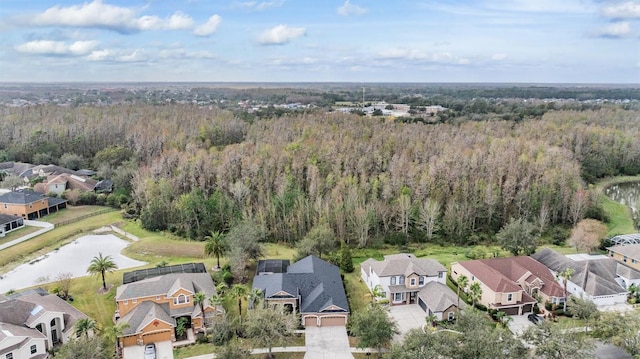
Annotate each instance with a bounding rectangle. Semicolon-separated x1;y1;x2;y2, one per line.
1;93;639;247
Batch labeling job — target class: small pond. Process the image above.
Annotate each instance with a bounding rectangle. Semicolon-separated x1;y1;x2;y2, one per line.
604;181;640;212
0;234;146;293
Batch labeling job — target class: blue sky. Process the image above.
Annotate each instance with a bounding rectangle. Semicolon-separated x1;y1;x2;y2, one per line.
0;0;638;83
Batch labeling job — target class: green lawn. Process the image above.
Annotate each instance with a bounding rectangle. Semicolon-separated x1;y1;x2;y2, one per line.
601;196;635;236
0;225;41;245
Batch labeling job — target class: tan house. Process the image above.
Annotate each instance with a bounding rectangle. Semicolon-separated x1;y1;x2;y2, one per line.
450;257;556;315
0;190;66;220
115;270;221;348
608;244;640;271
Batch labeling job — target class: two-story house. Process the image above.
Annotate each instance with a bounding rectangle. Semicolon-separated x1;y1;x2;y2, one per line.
607;244;640;272
0;288;91;358
361;253;448;305
450;257;545;315
0;190;66;220
252;255;350;327
114;271;221;348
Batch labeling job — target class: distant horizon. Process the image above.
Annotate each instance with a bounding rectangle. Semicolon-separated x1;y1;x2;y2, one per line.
1;81;639;87
1;1;639;83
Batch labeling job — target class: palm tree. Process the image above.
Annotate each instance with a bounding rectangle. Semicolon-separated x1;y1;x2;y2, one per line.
209;294;225;317
249;288;263;309
87;252;118;290
103;322;129;357
557;267;575;312
193;292;208;335
469;282;482;308
372;284;385;303
456;275;468;322
494;310;509;328
75;318;97;338
216;282;228;296
204;231;227;269
425;313;438;327
229;284;249;325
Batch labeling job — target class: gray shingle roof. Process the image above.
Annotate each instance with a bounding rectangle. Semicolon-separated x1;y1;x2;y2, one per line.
0;189;47;205
116;273;216;301
119;301;176;336
362;253;446;278
418;281;465;313
0;213;21;225
252;255;349;314
532;248;632;297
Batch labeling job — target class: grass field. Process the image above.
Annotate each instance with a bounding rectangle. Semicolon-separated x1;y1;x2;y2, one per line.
0;225;40;245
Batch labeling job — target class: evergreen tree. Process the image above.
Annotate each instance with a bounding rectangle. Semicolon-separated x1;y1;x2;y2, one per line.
339;241;354;273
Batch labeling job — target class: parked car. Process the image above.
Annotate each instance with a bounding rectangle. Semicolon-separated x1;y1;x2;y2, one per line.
144;343;156;359
528;313;544;325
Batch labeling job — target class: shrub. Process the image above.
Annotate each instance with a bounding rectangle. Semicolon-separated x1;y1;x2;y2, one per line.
222;270;234;286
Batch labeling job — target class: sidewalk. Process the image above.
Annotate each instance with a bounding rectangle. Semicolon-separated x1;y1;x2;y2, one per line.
0;220;54;251
184;346;382;359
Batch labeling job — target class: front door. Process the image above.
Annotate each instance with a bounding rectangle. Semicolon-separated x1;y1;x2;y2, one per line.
410;291;416;304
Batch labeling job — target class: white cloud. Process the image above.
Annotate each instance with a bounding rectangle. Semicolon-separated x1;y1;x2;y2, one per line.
258;25;306;45
337;0;368;16
234;1;285;11
194;15;222;36
377;48;470;65
16;40;98;55
87;48;147;62
168;12;195;30
599;21;632;37
491;53;508;60
601;1;640;19
28;0;195;33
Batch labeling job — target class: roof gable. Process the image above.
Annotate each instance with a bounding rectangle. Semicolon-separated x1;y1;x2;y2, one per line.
365;253;446;277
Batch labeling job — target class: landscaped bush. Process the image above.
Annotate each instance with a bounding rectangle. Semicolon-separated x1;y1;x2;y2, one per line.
209;319;234;345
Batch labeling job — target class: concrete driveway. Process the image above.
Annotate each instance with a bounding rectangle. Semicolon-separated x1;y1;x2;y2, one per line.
304;326;353;359
507;314;533;336
388;305;426;339
123;341;173;359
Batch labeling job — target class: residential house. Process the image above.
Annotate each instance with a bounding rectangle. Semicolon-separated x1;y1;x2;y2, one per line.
33;174;107;196
252;255;349;327
114;270;221;348
418;281;466;321
607;244;640;271
0;288;91;358
360;253;448;305
0;214;24;237
532;248;637;307
0;190;66;220
450;257;548;315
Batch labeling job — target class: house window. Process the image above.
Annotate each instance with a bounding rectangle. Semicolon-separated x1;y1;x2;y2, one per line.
3;204;6;209
419;276;425;285
410;278;416;286
448;312;455;320
471;276;475;281
633;259;638;264
624;256;628;263
399;276;405;285
132;298;137;303
6;353;13;359
507;293;513;302
156;295;161;300
123;300;128;305
31;345;37;354
438;272;444;279
393;293;403;302
174;294;189;305
391;277;396;285
610;252;614;257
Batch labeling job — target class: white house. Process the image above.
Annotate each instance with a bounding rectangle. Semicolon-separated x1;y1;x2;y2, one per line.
0;288;92;358
532;249;634;308
361;253;447;305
